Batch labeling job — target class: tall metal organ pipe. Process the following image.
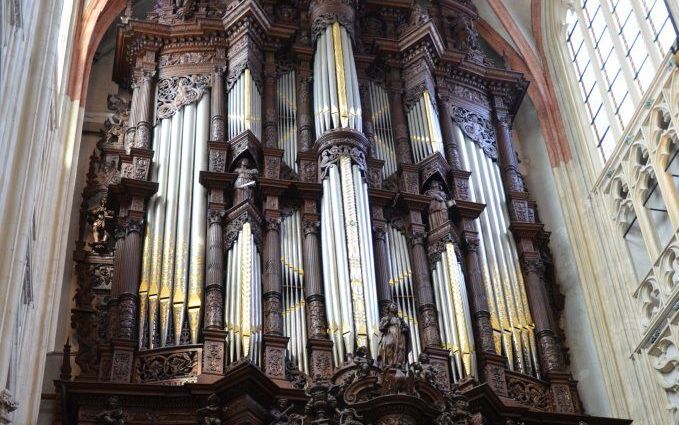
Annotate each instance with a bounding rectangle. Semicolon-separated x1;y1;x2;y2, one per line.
368;82;397;177
455;123;539;377
406;91;444;163
139;88;210;349
277;71;298;172
313;20;378;363
280;210;308;373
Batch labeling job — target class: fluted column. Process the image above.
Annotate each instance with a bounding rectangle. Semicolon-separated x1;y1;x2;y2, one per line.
300;192;334;379
407;229;441;348
372;216;392;316
437;88;462;170
211;66;226;141
296;58;314;151
387;68;413;165
134;70;156;149
263;50;278;148
204;211;225;329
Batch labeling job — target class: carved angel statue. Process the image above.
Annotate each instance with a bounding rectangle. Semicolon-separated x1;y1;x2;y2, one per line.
377;302;411;368
233;158;259;205
197;393;227;425
96;396;125;425
268;398;294;425
425;180;453;230
89;198;113;251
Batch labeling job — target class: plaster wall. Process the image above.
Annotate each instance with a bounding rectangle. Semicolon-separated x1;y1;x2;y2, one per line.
512;97;611;416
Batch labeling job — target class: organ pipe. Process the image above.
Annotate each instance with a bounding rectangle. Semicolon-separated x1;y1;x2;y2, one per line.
228;68;261;140
277;71;298;172
320;159;379;362
313;22;362;137
431;243;475;381
139;89;210;349
368;82;397;177
385;225;420;363
224;222;263;365
455;123;539;377
281;210;309;373
406;91;444;163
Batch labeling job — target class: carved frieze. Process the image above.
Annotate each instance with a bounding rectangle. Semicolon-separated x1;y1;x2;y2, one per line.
450;106;497;160
156;74;211;119
134;349;200;384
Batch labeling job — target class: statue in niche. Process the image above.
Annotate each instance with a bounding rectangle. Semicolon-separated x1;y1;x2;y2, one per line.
425;180;453;230
197;393;227;425
233;158;258;205
96;396;125;425
268;398;294;425
89;198;113;253
377;302;410;368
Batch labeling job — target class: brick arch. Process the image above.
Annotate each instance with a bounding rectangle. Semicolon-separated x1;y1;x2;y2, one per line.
67;0;126;102
476;3;571;167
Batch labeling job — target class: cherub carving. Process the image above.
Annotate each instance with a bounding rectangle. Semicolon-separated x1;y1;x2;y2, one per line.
96;396;125;425
197;393;227;425
89;198;113;253
268;398;294;425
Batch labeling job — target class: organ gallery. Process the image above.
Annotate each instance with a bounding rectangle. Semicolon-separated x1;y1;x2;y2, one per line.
57;0;630;423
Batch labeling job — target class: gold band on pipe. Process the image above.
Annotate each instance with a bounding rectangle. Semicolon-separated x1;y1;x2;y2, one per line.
241;223;253;357
332;22;349;128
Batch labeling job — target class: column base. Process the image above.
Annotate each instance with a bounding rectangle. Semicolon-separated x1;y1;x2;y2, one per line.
262;334;290;385
199;328;227;383
478;352;508;397
548;371;581;414
423;346;452;389
308;338;334;380
110;339;136;383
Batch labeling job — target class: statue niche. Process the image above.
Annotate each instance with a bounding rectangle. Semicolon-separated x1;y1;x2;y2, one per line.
88;198;113;253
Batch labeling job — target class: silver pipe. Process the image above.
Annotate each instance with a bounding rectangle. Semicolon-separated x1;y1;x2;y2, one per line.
321;178;342;364
320;30;331;133
325;28;338;130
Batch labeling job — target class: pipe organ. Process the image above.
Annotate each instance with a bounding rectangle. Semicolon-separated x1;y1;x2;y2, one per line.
139;88;210;349
455;124;540;377
407;90;445;163
277;71;298;172
369;82;398;177
63;1;607;423
280;209;308;373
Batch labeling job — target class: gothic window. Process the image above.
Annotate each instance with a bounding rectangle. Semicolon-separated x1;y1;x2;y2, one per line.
565;0;675;162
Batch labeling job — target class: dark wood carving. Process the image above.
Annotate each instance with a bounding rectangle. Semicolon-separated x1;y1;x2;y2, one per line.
60;1;629;424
